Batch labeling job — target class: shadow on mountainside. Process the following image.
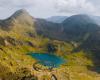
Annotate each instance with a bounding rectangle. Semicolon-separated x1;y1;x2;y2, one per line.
87;50;100;73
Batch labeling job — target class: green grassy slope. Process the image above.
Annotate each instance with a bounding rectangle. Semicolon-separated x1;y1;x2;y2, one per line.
0;9;99;80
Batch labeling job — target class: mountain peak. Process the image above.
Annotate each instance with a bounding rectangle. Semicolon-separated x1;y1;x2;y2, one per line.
16;9;28;13
7;9;34;26
11;9;30;18
63;14;94;24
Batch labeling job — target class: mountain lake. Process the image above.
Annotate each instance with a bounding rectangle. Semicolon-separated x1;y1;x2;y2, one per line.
28;53;65;68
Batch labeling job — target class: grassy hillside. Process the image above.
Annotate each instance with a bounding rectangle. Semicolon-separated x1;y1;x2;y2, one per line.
0;9;100;80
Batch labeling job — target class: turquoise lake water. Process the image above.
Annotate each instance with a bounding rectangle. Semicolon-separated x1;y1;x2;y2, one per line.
28;53;65;67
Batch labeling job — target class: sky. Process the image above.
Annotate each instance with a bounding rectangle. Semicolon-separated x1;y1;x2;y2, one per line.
0;0;100;19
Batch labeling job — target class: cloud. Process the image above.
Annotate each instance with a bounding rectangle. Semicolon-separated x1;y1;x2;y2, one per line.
0;0;35;8
55;0;100;15
0;0;36;19
0;0;100;19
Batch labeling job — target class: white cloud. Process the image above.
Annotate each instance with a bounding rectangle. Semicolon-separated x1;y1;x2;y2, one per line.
55;0;100;15
0;0;36;19
0;0;35;8
0;0;100;19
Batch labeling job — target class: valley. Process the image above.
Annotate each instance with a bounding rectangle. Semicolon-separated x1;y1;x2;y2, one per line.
0;9;100;80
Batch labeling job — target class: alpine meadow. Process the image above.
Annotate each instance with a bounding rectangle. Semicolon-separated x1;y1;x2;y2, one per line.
0;0;100;80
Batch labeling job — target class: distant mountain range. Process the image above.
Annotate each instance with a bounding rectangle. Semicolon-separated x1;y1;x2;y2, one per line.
0;9;100;52
46;16;68;23
36;14;99;41
35;14;100;52
46;15;100;25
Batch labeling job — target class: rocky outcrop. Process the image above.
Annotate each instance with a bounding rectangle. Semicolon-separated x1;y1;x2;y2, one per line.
51;74;57;80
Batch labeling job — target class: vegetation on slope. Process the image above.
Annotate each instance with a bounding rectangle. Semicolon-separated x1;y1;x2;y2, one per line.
0;9;100;80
